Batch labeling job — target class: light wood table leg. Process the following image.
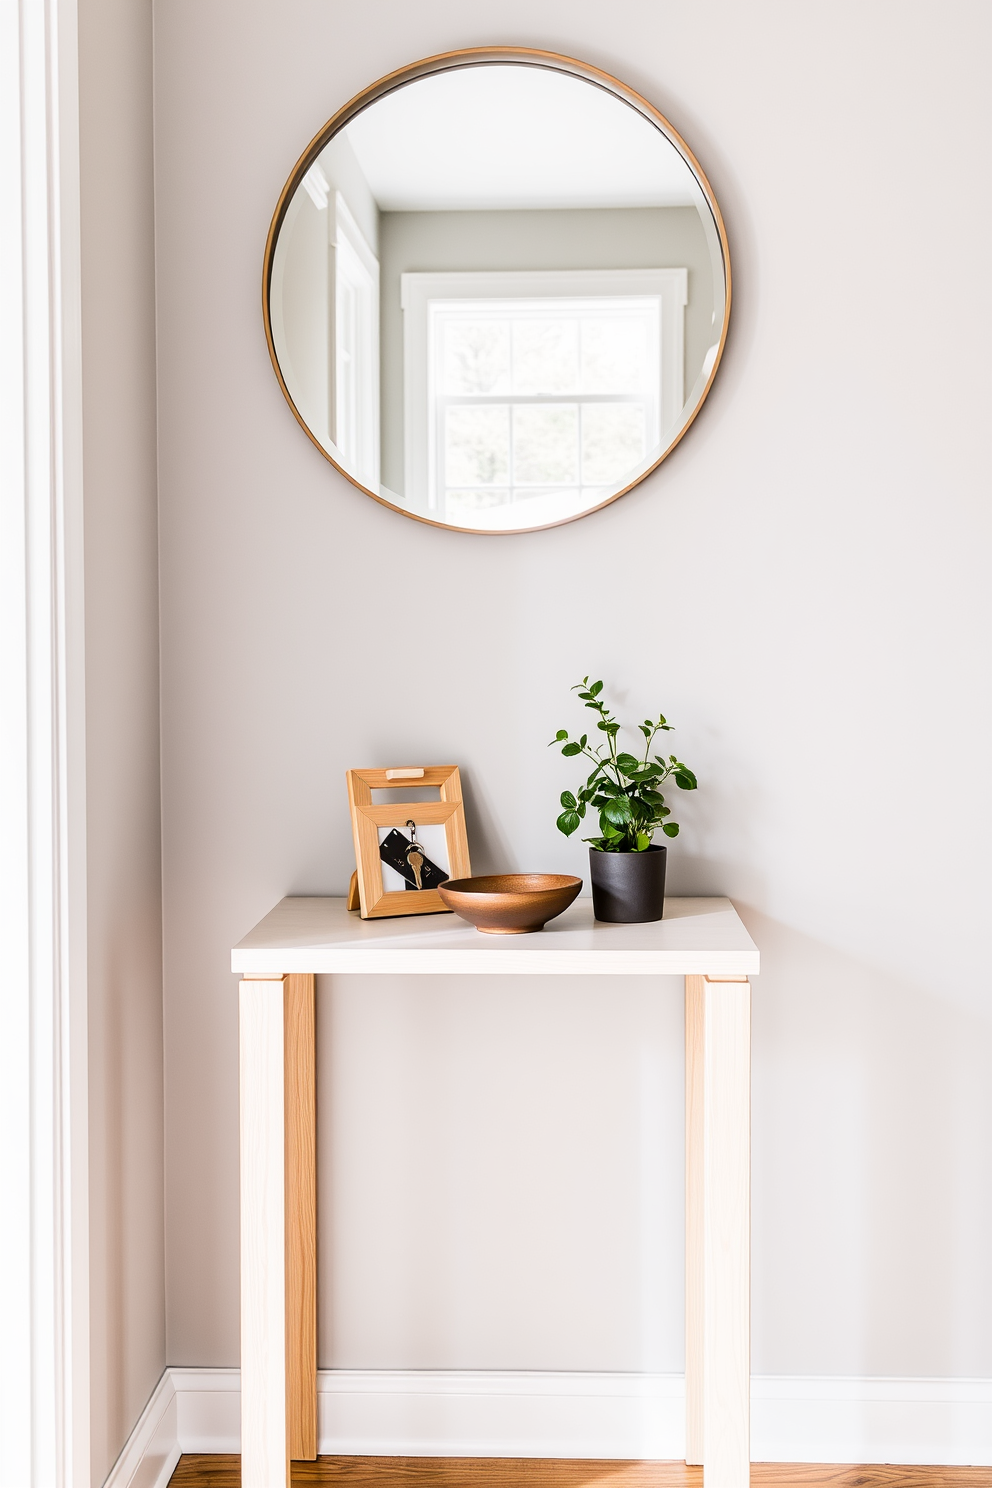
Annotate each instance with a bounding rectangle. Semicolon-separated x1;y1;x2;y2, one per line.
685;974;705;1467
240;973;317;1488
685;974;751;1487
285;973;317;1459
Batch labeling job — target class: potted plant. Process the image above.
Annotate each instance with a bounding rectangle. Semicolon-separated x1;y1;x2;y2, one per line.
550;677;698;923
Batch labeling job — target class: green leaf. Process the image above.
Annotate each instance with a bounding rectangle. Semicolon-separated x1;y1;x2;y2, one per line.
602;796;633;825
554;683;694;849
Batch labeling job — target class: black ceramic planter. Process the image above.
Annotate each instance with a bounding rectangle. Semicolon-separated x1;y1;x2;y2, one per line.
589;844;667;923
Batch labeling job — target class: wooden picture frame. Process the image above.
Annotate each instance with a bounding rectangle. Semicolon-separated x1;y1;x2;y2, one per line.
346;766;471;919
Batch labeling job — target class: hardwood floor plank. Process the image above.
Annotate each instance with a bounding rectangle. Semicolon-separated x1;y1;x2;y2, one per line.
286;1464;693;1487
748;1470;991;1487
168;1455;992;1487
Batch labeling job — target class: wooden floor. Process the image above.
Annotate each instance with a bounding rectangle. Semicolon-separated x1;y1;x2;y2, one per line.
168;1457;992;1487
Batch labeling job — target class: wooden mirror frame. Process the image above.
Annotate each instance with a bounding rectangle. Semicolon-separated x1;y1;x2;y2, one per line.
262;47;732;535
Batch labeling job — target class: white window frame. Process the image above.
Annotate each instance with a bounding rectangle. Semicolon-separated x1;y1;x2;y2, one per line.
330;192;380;491
401;268;687;515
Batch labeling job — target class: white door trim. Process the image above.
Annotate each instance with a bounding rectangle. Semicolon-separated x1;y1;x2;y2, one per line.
0;0;89;1483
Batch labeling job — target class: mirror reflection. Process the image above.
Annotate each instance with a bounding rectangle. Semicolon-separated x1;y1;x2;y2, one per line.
266;58;729;533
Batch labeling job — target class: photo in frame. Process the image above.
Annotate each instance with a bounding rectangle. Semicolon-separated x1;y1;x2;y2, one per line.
346;766;471;918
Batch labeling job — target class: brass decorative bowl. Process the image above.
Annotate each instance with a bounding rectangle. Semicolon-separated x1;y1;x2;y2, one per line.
438;873;582;934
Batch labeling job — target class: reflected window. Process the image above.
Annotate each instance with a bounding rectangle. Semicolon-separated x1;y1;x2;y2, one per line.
402;269;686;525
437;298;660;519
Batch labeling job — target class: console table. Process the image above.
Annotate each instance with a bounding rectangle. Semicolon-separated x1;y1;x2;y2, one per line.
231;895;759;1488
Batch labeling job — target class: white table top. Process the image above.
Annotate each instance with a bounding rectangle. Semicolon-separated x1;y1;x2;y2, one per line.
231;896;759;977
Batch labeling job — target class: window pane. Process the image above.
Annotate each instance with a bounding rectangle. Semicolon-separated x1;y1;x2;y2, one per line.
581;403;646;484
445;406;509;486
512;318;578;395
581;315;652;393
513;404;579;485
443;319;510;394
510;486;581;506
446;488;511;514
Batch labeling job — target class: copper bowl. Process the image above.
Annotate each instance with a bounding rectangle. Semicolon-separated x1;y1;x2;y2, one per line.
438;873;582;934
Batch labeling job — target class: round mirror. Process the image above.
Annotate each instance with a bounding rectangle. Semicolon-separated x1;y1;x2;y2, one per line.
263;49;730;534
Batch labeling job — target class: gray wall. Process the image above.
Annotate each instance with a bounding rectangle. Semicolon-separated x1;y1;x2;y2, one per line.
78;0;165;1479
378;206;711;494
154;0;992;1381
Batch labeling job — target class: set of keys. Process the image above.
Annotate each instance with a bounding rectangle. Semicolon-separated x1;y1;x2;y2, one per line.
404;820;425;889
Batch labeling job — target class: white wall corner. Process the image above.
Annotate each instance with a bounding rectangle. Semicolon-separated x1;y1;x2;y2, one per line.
107;1368;992;1480
101;1371;179;1488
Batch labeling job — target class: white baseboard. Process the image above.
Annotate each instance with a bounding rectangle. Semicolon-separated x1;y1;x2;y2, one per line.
751;1374;992;1467
104;1366;992;1484
170;1368;686;1461
102;1369;181;1488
